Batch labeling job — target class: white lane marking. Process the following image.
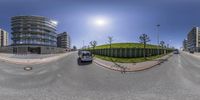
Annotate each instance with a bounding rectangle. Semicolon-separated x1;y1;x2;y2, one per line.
57;74;62;77
177;55;183;69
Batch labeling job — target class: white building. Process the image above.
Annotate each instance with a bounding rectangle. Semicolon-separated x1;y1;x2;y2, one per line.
182;39;188;51
0;29;8;47
187;27;200;52
57;32;71;51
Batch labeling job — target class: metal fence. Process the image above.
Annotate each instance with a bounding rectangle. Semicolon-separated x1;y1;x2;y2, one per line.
87;48;173;58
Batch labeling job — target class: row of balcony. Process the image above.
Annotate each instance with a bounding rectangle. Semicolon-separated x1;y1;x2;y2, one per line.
13;41;57;46
12;20;56;28
12;24;56;32
12;36;57;41
12;33;56;38
12;23;56;31
12;17;53;22
13;38;56;42
12;30;57;37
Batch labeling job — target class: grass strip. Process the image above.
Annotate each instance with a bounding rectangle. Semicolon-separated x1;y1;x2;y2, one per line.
95;54;166;63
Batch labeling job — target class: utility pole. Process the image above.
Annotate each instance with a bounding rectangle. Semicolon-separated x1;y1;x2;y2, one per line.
156;24;160;55
82;40;85;49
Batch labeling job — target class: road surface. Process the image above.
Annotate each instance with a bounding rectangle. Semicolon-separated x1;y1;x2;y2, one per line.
0;51;200;100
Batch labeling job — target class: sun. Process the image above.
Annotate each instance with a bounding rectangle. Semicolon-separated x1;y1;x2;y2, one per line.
94;18;107;26
51;20;58;25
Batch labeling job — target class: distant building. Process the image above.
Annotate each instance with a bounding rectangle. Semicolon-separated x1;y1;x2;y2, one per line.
187;27;200;52
57;32;71;51
0;29;8;47
182;39;188;51
10;15;65;54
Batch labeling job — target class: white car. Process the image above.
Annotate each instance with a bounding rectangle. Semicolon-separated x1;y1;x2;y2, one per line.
78;51;93;62
173;49;179;54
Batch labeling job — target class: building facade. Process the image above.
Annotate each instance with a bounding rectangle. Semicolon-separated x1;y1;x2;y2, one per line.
0;29;8;47
182;39;188;51
10;16;65;54
57;32;71;51
187;27;200;52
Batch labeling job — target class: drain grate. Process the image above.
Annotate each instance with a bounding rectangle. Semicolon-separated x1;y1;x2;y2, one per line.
24;66;33;71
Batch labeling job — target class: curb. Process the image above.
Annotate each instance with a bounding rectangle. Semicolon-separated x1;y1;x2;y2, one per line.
94;53;173;72
182;51;200;59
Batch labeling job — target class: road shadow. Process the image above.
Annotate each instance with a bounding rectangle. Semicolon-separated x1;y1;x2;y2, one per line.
77;58;92;66
110;58;127;74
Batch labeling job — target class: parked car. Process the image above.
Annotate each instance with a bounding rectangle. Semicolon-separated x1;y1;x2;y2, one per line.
173;49;179;54
78;50;93;62
189;50;194;54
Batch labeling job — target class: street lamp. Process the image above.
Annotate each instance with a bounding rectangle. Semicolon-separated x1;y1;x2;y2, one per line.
156;24;160;55
82;40;85;49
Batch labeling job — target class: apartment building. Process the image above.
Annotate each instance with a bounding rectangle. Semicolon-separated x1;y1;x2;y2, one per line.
0;29;8;47
57;32;71;51
182;39;188;51
187;27;200;52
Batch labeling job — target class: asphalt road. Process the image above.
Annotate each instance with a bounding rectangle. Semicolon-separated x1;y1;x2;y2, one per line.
0;51;200;100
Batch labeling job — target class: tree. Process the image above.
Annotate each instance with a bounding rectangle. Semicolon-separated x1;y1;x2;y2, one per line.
167;44;169;48
160;41;165;48
90;40;97;50
139;34;150;60
82;46;87;49
73;46;77;51
90;41;97;56
108;36;114;56
87;45;90;49
108;36;113;49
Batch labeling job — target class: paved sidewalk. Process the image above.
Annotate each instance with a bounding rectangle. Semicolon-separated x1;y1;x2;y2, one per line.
182;51;200;58
94;53;173;72
0;52;74;65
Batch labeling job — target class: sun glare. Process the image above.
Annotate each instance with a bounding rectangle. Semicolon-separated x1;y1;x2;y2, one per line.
94;18;107;26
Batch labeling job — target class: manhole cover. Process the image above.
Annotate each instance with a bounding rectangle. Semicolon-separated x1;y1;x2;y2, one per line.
24;66;33;71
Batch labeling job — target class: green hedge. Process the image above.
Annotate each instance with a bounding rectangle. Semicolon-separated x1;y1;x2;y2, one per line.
87;48;173;58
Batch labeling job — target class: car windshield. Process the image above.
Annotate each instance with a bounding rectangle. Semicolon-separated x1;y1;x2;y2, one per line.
83;53;91;56
1;0;200;100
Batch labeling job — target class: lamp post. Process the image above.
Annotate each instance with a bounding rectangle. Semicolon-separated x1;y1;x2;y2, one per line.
82;40;85;49
156;24;160;55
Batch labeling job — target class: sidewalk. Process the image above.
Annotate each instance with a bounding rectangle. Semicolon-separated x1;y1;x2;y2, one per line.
182;51;200;58
0;52;74;65
94;53;173;72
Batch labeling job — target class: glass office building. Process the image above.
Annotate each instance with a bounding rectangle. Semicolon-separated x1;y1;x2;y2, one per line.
11;16;57;46
9;16;65;54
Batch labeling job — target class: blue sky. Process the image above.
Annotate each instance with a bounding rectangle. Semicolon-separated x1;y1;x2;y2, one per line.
0;0;199;48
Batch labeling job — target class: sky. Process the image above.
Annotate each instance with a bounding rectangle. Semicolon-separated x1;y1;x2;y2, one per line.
0;0;200;49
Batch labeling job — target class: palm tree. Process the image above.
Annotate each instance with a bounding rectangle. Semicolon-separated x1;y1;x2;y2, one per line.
139;34;150;60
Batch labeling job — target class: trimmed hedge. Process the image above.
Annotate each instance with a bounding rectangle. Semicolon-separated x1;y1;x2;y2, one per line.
87;48;173;58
